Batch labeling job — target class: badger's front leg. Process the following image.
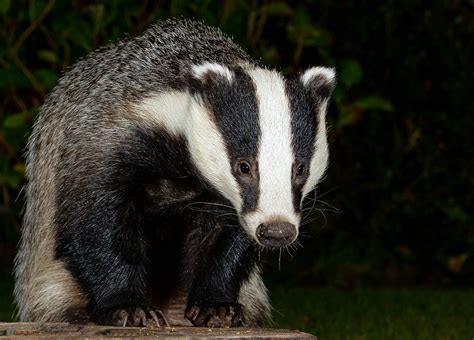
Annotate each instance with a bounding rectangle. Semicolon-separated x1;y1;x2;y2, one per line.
182;221;261;327
55;176;167;327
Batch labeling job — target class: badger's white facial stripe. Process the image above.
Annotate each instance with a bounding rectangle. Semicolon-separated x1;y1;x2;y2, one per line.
299;67;336;198
242;69;300;238
185;98;242;211
302;100;329;198
132;91;189;136
301;66;336;87
192;62;234;83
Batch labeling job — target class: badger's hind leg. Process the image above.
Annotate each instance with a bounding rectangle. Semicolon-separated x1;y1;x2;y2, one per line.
14;255;89;323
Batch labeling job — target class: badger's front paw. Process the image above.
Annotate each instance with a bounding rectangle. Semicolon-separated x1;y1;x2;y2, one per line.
95;305;169;327
185;303;243;327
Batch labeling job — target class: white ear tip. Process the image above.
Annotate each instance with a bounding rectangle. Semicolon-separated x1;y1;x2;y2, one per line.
192;62;234;82
301;66;336;86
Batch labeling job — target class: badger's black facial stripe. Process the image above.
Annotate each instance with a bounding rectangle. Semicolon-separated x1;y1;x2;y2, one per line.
286;77;318;212
194;67;261;213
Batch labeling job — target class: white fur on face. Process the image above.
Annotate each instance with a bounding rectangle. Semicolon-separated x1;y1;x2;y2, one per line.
242;68;300;241
300;66;334;198
302;100;329;198
186;99;242;210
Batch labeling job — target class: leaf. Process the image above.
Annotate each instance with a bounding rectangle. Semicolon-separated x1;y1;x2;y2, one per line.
340;60;363;87
294;6;311;25
0;0;10;14
3;113;26;129
38;49;58;63
287;24;331;47
305;27;332;46
263;2;293;16
0;67;30;90
13;162;26;175
0;171;22;189
338;106;359;127
442;204;469;222
354;95;394;111
29;0;47;21
34;69;58;90
447;254;468;273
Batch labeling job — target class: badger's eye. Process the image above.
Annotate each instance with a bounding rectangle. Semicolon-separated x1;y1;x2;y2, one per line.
296;164;305;176
239;162;251;175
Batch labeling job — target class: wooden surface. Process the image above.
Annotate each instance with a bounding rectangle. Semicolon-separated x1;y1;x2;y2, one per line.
0;322;316;339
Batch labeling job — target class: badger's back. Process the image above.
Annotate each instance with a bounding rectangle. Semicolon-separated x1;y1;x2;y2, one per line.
14;19;253;322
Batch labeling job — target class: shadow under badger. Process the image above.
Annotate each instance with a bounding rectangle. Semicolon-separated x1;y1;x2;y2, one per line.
14;19;336;327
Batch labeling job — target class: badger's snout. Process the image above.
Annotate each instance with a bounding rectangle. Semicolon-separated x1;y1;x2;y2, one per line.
256;221;296;248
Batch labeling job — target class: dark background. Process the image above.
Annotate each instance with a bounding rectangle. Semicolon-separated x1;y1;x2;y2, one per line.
0;0;473;297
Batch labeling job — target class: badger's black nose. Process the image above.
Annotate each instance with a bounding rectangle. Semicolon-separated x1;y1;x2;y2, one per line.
256;222;297;247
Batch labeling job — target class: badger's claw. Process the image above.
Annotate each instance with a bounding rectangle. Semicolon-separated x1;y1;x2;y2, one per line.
105;306;168;327
185;304;243;327
149;309;170;327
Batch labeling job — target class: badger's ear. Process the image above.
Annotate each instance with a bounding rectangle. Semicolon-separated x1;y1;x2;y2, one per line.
300;66;336;101
190;62;234;88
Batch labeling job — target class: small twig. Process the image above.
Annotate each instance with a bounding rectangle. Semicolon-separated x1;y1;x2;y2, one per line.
10;53;44;95
11;0;56;53
9;0;56;95
252;1;268;48
246;0;257;45
0;58;9;67
0;133;15;155
11;91;29;112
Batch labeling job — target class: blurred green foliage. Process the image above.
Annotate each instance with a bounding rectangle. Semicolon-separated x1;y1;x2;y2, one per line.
270;286;474;339
0;1;473;284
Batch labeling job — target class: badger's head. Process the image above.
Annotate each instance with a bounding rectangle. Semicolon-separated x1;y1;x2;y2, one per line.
187;63;335;248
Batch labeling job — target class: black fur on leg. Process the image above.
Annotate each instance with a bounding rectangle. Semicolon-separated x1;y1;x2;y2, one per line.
180;208;258;327
55;173;152;325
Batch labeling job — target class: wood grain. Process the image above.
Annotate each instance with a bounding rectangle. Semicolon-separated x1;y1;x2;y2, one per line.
0;322;316;339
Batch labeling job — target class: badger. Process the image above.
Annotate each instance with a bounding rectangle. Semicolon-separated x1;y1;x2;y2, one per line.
14;18;335;328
